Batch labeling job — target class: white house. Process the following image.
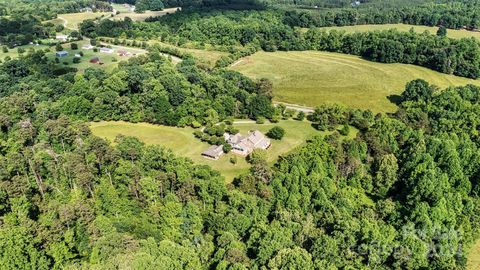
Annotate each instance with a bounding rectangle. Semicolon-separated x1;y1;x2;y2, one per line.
202;145;224;160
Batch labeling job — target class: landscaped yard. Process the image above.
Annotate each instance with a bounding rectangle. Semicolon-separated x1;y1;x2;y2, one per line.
230;51;480;113
317;23;480;40
89;120;356;182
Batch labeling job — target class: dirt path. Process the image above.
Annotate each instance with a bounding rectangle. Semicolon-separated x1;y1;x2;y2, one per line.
57;16;75;30
274;101;315;113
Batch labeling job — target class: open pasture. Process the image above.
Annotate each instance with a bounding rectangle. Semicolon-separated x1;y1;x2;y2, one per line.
230;51;480;113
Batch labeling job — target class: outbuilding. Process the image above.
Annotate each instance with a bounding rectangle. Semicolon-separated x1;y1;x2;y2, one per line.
56;51;69;57
201;145;224;160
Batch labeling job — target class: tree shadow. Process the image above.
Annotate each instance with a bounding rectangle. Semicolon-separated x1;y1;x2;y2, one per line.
387;94;403;106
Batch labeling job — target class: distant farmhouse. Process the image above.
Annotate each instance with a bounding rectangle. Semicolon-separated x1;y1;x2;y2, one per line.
56;51;69;57
202;130;271;160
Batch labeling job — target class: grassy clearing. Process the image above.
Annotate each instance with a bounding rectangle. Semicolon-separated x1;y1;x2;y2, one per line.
58;12;112;30
89;120;356;182
0;44;50;61
468;240;480;270
148;40;228;67
111;5;178;22
317;24;480;39
230;51;480;113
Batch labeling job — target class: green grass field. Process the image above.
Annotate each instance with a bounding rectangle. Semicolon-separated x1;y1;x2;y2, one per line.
0;44;50;61
148;40;228;68
317;24;480;40
468;240;480;270
89;120;356;182
58;12;112;30
230;51;480;112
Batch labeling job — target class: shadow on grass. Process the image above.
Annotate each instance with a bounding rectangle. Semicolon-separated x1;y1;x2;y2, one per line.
387;94;403;106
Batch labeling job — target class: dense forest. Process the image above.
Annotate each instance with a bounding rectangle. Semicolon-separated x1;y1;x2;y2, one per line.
0;49;479;268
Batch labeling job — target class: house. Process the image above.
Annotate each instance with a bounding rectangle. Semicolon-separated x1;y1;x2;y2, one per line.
202;145;224;160
82;44;94;50
74;53;82;57
56;51;69;57
100;47;114;54
224;130;271;156
90;56;100;63
351;1;361;7
56;35;69;42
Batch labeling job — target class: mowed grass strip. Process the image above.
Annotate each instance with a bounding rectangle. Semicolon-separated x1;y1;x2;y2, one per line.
468;240;480;270
316;23;480;39
89;120;354;182
231;51;480;112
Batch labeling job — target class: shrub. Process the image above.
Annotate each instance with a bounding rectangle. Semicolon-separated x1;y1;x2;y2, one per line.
339;124;350;136
70;43;78;50
2;46;8;53
17;47;25;54
72;57;81;64
256;117;266;124
267;126;285;140
296;111;306;121
223;144;232;153
247;149;267;164
55;43;63;51
230;156;237;165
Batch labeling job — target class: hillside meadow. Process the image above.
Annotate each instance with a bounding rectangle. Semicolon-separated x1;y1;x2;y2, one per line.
231;51;480;112
317;23;480;39
89;120;357;182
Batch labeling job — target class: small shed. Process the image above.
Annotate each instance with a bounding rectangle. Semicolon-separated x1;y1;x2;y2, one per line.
202;145;224;160
90;56;100;63
82;44;94;50
56;51;69;57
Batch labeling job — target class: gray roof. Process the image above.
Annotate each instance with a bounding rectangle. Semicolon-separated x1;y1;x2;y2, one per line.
202;145;224;159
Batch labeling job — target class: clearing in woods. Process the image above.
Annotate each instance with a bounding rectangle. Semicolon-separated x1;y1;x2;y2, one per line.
317;23;480;39
468;240;480;270
89;120;357;182
230;51;480;113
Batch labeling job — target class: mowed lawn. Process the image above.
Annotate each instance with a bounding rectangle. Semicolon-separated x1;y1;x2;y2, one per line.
231;51;480;112
468;240;480;270
89;120;355;182
317;23;480;40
